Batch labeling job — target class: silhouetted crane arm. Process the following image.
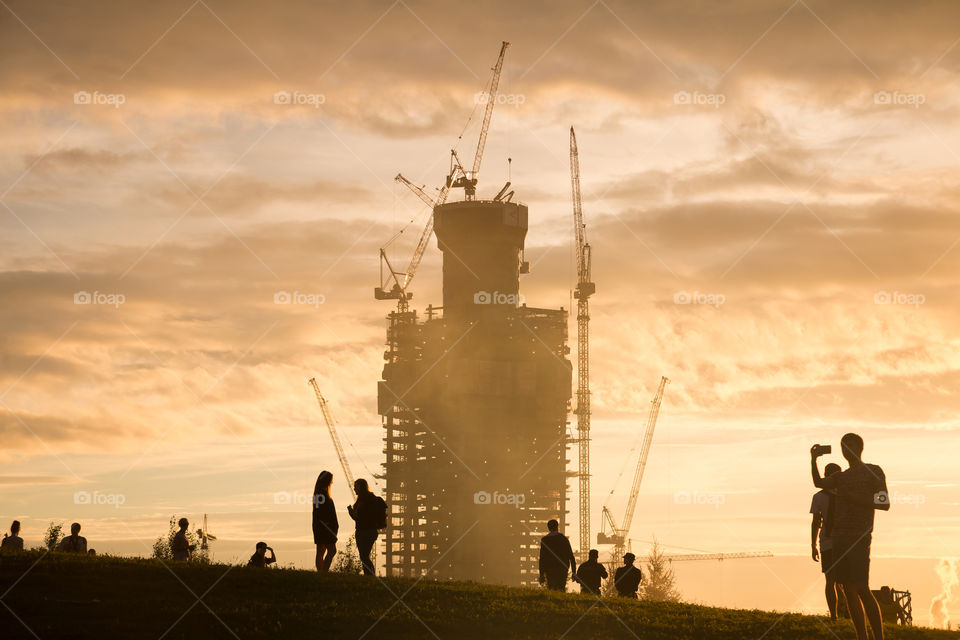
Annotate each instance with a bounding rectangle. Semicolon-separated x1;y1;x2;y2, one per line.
471;41;510;176
620;376;669;544
309;378;355;489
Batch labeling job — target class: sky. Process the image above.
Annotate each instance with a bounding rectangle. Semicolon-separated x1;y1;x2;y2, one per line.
2;0;960;628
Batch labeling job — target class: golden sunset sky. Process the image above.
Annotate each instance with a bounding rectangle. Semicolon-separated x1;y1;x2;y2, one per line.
2;0;959;627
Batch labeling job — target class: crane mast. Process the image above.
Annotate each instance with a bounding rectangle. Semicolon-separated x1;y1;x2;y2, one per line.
570;126;596;558
308;378;355;489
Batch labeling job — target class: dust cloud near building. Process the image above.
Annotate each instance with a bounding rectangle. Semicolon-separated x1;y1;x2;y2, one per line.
378;198;572;585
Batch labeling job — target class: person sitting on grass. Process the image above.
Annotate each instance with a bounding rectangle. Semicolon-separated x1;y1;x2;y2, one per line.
172;518;194;561
1;520;23;552
614;552;643;598
56;523;87;553
248;542;276;568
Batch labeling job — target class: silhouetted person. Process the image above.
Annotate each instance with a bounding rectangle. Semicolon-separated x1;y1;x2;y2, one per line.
172;518;193;561
313;470;338;572
812;433;889;640
614;553;643;598
56;522;87;553
248;541;276;568
87;549;96;556
1;520;23;552
538;519;576;591
576;548;608;595
347;478;386;576
811;462;842;620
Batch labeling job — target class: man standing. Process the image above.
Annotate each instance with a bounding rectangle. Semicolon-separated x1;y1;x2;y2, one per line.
575;548;608;595
614;553;643;598
538;519;576;591
172;518;192;561
812;433;889;640
347;478;386;576
811;463;842;620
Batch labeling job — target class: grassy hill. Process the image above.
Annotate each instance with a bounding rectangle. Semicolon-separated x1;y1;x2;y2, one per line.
1;551;956;639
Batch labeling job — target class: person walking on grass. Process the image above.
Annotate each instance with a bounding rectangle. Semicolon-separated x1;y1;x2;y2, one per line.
56;522;87;553
812;433;889;640
811;462;842;620
576;548;608;595
248;542;277;568
313;470;339;572
347;478;387;576
614;553;643;598
172;518;192;561
1;520;23;552
538;519;576;592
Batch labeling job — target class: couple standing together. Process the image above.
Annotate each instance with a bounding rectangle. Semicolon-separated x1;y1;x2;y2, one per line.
312;471;387;575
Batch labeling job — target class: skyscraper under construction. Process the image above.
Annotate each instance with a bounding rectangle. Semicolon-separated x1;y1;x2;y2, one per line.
377;197;572;585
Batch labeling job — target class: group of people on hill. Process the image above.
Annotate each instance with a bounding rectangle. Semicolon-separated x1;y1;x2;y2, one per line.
538;518;643;597
169;517;277;567
809;432;889;640
2;520;96;555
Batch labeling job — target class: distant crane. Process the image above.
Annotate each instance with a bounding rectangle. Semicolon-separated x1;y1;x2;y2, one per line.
662;551;773;562
308;378;355;490
598;376;669;571
570;126;596;558
377;41;511;310
196;513;217;551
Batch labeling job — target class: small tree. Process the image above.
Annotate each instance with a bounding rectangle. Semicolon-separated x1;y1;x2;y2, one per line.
332;535;362;575
44;521;64;551
152;516;209;563
640;540;681;602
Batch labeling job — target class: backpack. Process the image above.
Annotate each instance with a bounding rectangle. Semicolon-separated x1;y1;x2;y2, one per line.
375;496;388;530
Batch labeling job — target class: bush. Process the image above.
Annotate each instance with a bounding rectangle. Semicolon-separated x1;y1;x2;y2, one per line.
332;535;362;574
43;521;64;551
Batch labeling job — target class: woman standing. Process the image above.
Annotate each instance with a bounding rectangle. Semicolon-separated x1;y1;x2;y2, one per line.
312;470;338;572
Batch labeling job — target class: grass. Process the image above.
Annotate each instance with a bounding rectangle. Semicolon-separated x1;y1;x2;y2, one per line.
0;551;956;639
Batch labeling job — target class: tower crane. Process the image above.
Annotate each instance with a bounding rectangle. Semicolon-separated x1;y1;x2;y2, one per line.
308;378;355;490
377;41;511;309
570;126;596;558
661;551;773;562
598;376;669;570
